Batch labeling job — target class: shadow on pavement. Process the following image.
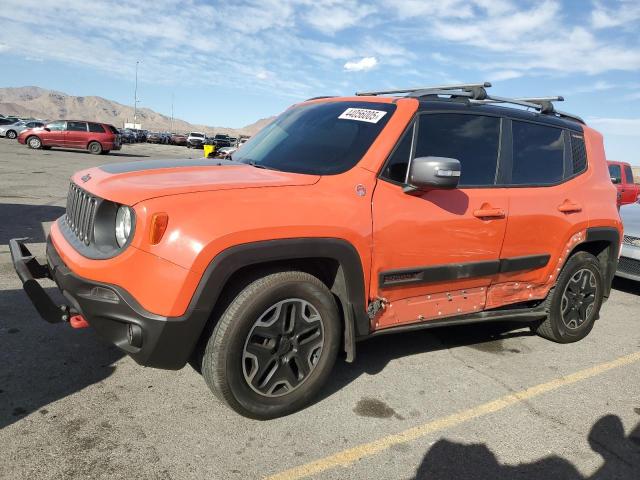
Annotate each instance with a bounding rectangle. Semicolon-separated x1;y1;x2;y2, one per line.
612;276;640;296
412;414;640;479
38;148;149;158
322;321;535;401
0;287;124;429
0;203;65;244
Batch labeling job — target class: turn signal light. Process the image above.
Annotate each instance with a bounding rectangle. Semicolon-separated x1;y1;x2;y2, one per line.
149;213;169;245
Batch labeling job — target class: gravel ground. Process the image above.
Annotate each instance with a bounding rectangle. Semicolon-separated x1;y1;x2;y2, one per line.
0;139;639;480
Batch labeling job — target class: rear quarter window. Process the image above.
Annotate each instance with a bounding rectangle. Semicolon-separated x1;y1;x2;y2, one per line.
89;123;106;133
624;165;635;184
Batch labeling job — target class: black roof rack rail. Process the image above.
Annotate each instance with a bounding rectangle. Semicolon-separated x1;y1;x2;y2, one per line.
354;82;583;125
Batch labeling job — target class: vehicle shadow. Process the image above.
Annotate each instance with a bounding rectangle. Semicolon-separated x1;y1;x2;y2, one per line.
39;148;149;158
612;277;640;296
0;203;65;244
411;414;640;479
0;287;124;429
321;321;535;402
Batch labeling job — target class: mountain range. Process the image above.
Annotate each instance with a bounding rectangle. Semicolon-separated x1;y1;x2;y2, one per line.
0;86;274;136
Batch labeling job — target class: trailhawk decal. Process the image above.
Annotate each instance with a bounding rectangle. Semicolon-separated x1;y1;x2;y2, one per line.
338;108;387;124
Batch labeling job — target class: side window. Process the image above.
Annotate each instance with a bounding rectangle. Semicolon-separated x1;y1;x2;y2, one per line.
88;123;106;133
623;165;635;184
414;114;500;186
67;121;88;132
382;124;414;183
570;132;587;176
46;121;66;131
608;164;622;183
511;121;564;185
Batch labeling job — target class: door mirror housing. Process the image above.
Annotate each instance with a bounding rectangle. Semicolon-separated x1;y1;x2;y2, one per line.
610;176;621;184
404;156;461;194
44;127;51;132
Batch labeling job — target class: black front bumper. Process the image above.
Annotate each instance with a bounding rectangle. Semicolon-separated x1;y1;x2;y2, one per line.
9;237;209;369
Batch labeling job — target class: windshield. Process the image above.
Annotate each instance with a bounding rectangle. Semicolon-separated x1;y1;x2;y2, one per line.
190;132;204;138
233;101;395;175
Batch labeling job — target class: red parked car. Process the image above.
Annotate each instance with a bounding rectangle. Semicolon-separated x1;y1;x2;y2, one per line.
18;120;122;155
608;160;639;205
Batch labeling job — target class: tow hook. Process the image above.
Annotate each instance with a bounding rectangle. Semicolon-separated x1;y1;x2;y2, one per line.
69;314;90;329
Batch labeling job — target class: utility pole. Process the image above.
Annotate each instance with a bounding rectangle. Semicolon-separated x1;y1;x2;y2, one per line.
171;93;174;133
133;60;140;127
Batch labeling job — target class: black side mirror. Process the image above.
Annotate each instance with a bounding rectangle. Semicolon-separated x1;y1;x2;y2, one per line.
44;127;51;132
610;177;620;184
404;156;461;194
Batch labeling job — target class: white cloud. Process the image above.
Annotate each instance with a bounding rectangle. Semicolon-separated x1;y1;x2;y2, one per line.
344;57;378;72
587;117;640;137
300;0;377;34
489;70;522;81
591;0;640;29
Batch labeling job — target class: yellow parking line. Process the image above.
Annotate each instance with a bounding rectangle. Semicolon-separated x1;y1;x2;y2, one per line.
266;350;640;480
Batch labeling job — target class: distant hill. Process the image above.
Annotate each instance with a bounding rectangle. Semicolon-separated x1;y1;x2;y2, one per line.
0;86;274;136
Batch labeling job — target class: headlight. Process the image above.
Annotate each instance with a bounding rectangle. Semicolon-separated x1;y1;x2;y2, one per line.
115;205;133;247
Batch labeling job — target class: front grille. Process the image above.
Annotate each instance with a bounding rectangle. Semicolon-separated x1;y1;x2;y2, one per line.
65;183;98;245
623;234;640;246
618;256;640;276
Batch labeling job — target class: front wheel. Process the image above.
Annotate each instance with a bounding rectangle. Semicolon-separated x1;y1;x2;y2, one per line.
201;271;341;419
27;136;42;149
533;251;603;343
6;130;17;139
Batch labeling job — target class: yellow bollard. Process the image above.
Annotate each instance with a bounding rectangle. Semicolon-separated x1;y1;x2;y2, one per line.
203;144;215;158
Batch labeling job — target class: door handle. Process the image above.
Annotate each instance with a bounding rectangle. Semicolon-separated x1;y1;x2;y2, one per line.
473;206;505;219
557;200;582;213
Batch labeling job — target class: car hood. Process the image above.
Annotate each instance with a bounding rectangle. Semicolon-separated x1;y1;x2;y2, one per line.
621;202;640;236
72;158;320;205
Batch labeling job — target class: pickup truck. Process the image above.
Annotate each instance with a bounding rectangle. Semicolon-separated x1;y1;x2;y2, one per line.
608;160;639;205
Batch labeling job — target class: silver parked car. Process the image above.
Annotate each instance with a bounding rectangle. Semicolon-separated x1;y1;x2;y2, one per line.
0;120;45;139
617;202;640;281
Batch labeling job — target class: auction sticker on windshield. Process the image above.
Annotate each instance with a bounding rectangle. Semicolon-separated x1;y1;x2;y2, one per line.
338;108;387;123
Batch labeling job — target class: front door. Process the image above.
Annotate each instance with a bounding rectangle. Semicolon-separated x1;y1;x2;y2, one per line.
371;113;508;329
41;121;66;146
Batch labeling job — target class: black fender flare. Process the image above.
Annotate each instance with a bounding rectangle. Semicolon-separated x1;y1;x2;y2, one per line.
584;227;620;298
189;238;370;360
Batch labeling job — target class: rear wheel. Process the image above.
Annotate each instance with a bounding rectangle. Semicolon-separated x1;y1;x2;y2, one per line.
6;130;17;139
88;141;102;155
533;251;603;343
201;271;340;419
27;136;41;149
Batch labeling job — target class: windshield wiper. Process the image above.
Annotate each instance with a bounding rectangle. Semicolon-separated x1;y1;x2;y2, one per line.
245;160;280;171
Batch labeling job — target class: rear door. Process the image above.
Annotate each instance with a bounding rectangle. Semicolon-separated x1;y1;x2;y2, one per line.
622;164;639;204
492;121;589;308
65;121;89;148
371;112;509;329
40;121;66;146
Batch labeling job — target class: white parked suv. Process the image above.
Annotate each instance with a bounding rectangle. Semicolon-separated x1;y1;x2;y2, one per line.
187;132;206;148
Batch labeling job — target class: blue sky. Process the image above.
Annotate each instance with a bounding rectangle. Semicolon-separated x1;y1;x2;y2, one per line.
0;0;639;164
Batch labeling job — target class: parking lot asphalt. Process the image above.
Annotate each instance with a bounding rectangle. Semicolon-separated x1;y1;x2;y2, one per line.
0;139;639;480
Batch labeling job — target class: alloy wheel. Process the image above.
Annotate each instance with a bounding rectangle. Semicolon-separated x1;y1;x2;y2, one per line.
242;298;324;397
561;268;597;329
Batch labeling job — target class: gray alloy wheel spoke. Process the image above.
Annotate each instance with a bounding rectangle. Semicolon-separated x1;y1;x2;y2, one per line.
242;298;325;397
561;268;597;330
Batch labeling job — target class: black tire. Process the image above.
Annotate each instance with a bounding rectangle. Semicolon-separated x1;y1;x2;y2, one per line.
27;136;42;149
6;130;17;139
88;141;102;155
533;251;603;343
201;271;340;419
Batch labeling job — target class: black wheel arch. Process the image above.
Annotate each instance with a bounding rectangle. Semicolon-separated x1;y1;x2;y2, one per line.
570;227;620;299
190;238;369;363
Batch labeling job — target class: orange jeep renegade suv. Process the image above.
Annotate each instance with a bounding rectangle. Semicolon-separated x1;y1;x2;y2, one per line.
11;83;622;419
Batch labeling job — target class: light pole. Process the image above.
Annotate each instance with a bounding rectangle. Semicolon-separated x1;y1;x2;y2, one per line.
171;93;174;133
133;60;140;127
